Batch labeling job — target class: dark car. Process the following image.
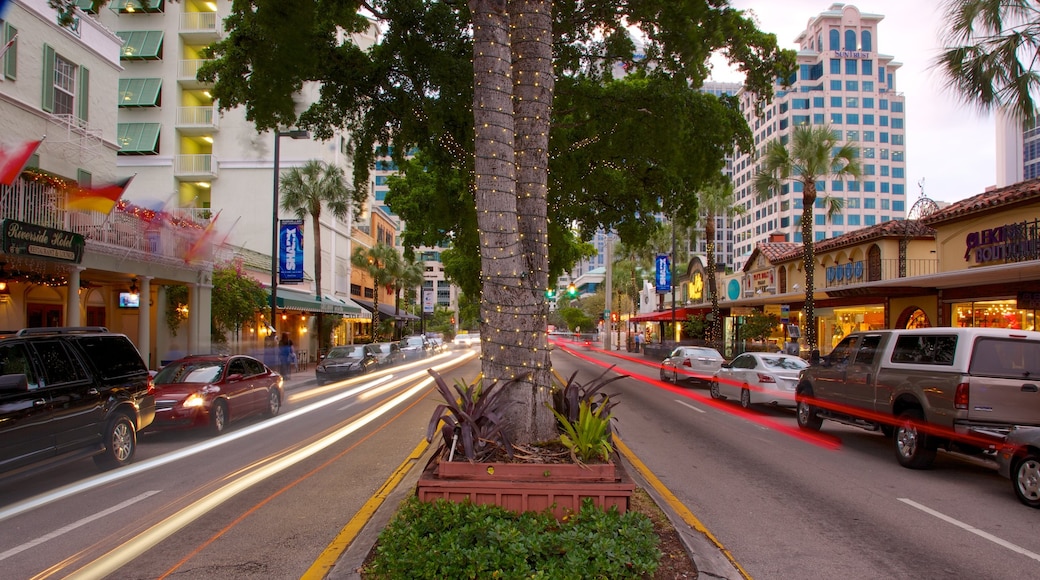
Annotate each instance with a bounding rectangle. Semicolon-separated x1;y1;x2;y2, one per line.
370;342;404;368
315;345;379;385
0;327;155;477
150;354;283;434
399;335;430;361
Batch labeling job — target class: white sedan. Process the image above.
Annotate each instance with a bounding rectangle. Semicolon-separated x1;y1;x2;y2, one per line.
659;346;724;385
710;352;808;409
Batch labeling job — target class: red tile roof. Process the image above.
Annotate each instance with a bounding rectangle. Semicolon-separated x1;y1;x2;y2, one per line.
920;178;1040;226
755;219;936;264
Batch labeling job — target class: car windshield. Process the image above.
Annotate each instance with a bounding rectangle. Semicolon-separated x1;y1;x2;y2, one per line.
155;361;224;384
327;347;366;360
761;356;808;370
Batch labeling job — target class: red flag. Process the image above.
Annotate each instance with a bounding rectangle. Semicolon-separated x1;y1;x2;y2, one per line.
0;138;43;186
67;176;134;214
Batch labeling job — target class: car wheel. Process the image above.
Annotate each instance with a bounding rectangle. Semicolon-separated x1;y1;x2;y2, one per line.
709;379;721;399
660;366;671;382
263;388;281;418
740;386;752;409
894;409;936;469
210;400;228;435
796;387;823;431
94;414;136;470
1012;453;1040;508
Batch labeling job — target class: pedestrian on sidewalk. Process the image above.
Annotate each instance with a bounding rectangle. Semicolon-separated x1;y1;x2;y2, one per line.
278;332;295;378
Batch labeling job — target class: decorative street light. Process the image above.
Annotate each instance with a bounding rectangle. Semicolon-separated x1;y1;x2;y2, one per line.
270;129;310;337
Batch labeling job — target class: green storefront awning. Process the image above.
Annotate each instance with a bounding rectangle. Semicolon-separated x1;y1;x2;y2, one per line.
117;123;160;155
118;78;162;107
74;0;98;13
270;290;363;315
116;30;164;60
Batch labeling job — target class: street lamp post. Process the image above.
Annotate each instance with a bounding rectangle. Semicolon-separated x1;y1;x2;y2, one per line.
270;129;310;338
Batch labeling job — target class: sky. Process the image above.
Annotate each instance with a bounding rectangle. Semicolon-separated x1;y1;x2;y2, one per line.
708;1;996;206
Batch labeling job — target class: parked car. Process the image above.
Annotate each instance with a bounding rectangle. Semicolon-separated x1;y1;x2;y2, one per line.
315;345;380;385
711;352;808;408
797;327;1040;469
400;335;431;360
370;342;405;367
0;326;155;476
150;354;283;435
996;425;1040;508
659;346;724;385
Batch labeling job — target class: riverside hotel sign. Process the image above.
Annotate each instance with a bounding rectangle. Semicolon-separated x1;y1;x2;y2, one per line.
964;219;1040;265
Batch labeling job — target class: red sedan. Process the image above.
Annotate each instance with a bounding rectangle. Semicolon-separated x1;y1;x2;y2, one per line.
149;355;284;435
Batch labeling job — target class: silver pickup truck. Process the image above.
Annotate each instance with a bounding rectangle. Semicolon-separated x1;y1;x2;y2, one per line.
796;327;1040;469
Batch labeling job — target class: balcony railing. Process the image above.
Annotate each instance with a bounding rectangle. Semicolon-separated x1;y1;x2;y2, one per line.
176;106;218;130
178;59;214;86
179;11;219;35
823;258;938;288
1;179;215;263
174;154;218;179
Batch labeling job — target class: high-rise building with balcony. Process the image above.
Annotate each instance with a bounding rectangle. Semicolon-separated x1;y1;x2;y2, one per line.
730;3;908;270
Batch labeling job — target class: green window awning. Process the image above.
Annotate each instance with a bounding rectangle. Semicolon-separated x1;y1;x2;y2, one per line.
111;0;165;13
74;0;98;13
118;78;162;107
116;30;164;60
117;123;160;155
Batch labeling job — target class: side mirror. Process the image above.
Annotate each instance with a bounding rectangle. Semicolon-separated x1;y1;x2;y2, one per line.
0;373;29;393
720;362;732;369
809;350;821;366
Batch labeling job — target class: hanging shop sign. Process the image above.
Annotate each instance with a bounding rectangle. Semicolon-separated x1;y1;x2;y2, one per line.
279;219;305;284
1;219;84;264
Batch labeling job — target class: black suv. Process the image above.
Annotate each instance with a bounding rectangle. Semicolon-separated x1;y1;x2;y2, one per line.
0;327;155;478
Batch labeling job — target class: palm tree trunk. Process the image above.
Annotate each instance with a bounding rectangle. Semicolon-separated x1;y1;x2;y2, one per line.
706;212;720;352
507;0;555;443
801;195;817;353
311;209;324;354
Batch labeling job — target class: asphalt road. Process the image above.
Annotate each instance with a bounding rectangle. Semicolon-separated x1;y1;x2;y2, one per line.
0;350;480;579
551;338;1040;579
2;341;1038;579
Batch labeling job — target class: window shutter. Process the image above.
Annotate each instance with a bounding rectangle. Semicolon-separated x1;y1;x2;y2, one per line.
41;44;55;113
78;66;89;122
3;24;16;79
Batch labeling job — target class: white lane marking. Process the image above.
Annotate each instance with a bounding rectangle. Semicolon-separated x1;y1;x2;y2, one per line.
66;375;436;579
898;498;1040;563
676;399;706;413
0;490;161;562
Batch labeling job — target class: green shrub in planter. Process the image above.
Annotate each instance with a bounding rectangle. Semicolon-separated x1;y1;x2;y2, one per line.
365;497;659;579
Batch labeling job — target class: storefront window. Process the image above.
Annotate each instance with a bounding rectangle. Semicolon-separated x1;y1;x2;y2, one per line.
953;300;1037;330
817;306;885;352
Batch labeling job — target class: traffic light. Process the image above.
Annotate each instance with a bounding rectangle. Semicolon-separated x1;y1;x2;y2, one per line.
545;288;556;300
566;284;577;298
611;311;618;323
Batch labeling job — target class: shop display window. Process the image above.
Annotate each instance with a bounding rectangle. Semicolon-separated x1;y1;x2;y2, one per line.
953;300;1036;331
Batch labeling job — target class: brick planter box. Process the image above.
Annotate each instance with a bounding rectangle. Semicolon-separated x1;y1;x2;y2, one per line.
416;454;635;520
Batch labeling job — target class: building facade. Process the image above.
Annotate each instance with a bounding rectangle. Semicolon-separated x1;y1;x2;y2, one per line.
730;3;908;269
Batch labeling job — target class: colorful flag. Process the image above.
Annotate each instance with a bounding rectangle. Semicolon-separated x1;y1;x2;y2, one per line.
67;176;134;214
0;138;43;186
184;209;222;264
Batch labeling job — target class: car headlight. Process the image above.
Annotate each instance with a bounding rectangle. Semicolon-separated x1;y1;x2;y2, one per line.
182;393;206;408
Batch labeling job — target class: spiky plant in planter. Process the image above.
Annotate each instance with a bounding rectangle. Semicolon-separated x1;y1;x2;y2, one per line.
425;369;515;462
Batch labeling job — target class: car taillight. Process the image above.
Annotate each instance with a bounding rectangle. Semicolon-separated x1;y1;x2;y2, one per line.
682;359;692;367
955;382;969;410
757;373;776;383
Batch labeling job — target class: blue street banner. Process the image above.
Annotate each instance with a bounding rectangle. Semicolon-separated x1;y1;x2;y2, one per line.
279;219;305;284
655;254;671;293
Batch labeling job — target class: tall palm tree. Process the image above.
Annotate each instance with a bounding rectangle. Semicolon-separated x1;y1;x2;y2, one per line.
935;0;1040;122
280;160;352;352
351;243;399;341
396;257;425;337
695;181;744;352
754;125;860;353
